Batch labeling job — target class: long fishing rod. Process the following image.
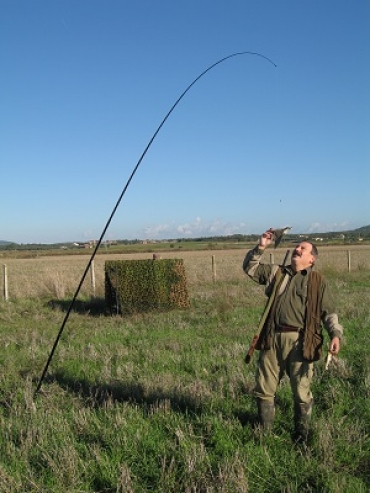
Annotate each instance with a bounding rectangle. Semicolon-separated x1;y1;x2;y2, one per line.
34;51;276;396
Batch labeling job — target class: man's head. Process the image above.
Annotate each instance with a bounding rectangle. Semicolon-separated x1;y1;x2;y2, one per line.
291;241;318;272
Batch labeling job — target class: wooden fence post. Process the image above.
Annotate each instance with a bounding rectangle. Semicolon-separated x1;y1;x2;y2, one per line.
3;264;9;301
212;255;216;283
90;260;96;296
347;250;351;272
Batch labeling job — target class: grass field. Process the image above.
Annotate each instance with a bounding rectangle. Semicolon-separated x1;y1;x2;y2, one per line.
0;246;369;492
2;244;370;300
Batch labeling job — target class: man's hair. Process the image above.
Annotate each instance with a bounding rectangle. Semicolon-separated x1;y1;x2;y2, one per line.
309;242;319;260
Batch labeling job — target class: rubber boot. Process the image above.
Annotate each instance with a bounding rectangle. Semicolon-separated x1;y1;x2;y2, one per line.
257;398;275;431
294;399;313;443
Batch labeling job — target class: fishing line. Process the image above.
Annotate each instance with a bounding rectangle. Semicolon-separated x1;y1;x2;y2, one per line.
34;51;276;396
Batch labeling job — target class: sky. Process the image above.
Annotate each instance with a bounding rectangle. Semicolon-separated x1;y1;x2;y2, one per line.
1;1;369;244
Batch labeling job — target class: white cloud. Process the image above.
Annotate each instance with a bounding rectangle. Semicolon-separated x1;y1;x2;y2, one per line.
142;223;172;238
141;217;248;239
138;218;363;241
305;221;351;234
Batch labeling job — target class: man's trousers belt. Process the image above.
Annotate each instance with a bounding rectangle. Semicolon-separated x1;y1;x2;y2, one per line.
275;325;302;333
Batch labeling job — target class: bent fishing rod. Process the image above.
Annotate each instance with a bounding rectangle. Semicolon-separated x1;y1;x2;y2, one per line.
34;51;277;396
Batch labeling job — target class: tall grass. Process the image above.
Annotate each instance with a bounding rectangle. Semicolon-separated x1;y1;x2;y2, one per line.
2;245;370;300
0;249;369;492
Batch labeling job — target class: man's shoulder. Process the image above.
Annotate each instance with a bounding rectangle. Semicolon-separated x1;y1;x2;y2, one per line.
308;270;327;292
310;270;325;281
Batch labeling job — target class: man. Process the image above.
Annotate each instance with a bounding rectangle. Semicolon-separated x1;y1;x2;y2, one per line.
243;228;343;442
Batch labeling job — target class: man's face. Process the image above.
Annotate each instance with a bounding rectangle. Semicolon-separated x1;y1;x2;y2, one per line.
291;242;315;272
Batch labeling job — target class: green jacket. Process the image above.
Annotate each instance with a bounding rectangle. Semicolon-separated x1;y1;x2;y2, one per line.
243;246;343;345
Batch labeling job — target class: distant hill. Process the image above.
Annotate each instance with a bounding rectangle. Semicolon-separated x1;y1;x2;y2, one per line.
0;240;15;245
347;225;370;236
319;224;370;239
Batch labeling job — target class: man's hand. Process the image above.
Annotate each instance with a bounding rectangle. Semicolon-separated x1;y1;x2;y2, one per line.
259;228;275;249
329;336;340;355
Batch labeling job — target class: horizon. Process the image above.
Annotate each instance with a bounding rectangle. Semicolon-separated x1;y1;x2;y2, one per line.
1;223;369;247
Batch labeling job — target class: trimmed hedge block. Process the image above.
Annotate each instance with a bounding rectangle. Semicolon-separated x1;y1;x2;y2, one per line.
105;258;190;314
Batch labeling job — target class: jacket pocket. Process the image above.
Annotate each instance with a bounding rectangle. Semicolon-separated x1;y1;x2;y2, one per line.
303;331;324;362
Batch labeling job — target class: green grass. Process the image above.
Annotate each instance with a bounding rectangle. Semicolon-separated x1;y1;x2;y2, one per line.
0;270;369;492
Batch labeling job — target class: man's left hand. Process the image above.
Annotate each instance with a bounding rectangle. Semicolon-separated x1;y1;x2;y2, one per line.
330;336;340;355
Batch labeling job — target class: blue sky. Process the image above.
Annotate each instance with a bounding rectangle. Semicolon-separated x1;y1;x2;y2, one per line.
1;1;369;244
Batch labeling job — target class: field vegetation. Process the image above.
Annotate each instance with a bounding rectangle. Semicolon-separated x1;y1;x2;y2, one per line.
0;246;369;492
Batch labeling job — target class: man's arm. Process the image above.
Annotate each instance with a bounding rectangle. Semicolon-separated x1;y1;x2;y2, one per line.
321;279;344;355
243;229;275;284
323;312;343;355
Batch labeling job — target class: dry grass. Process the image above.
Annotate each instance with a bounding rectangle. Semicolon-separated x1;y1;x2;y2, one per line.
2;245;369;301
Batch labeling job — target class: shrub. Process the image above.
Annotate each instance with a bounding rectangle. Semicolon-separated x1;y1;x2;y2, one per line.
105;259;190;315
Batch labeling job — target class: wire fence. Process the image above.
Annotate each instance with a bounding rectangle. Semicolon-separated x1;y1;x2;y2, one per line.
1;246;370;301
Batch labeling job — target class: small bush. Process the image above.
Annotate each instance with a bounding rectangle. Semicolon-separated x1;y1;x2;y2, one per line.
105;259;190;315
